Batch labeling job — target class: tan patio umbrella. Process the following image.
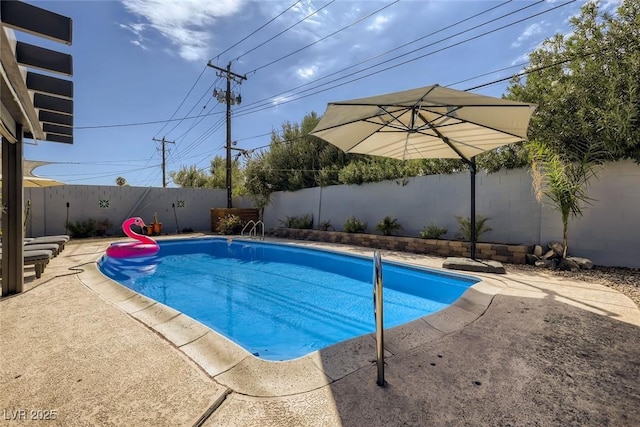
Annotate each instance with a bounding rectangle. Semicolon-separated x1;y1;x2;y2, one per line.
311;84;536;260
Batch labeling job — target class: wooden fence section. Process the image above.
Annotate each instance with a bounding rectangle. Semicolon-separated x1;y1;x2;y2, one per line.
210;208;259;232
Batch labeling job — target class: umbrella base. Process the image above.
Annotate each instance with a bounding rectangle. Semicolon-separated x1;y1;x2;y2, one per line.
442;257;505;274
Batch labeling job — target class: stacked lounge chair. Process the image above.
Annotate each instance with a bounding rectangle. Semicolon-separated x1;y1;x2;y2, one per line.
0;235;70;279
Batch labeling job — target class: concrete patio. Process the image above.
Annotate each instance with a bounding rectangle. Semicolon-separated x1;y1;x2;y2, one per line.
1;237;638;426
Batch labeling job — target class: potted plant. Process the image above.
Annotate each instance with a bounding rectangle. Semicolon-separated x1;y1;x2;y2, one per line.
151;212;162;235
95;219;112;237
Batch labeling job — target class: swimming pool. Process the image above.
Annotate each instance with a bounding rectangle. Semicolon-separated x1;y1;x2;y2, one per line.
99;238;479;360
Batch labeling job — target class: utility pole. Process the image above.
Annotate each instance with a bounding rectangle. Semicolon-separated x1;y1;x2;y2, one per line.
152;136;175;187
207;61;246;208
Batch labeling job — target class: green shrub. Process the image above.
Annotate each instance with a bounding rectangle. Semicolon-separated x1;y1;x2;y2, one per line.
419;221;448;239
455;215;492;241
279;214;314;229
217;214;244;235
95;219;113;236
343;216;367;233
376;216;402;236
318;220;334;231
66;219;97;238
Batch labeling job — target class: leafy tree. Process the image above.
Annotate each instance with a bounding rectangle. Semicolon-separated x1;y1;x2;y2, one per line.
506;0;640;161
207;156;246;196
244;112;348;192
115;176;128;186
169;165;211;188
170;156;246;195
504;0;636;255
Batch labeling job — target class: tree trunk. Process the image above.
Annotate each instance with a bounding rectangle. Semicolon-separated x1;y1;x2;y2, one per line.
562;219;569;259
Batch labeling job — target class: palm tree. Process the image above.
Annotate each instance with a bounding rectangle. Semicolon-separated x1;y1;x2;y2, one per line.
528;140;607;258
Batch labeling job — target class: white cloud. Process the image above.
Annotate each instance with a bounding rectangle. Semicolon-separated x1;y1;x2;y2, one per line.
131;40;147;50
272;95;291;106
510;52;530;67
120;0;244;61
511;22;546;48
367;15;390;32
297;65;318;79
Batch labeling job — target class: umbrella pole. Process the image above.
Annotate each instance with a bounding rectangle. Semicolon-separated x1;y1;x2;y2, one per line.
470;157;477;260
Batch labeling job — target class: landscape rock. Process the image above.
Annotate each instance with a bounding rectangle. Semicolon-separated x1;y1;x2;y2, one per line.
558;258;580;272
526;254;540;265
567;256;594;270
548;242;565;257
535;259;557;269
542;250;557;260
533;245;544;257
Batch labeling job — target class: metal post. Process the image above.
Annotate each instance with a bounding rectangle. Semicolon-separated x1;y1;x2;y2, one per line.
2;127;24;295
470;157;477;260
373;250;386;387
225;62;232;208
207;61;246;209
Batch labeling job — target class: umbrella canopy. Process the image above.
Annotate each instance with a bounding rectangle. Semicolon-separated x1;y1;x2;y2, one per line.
311;84;536;259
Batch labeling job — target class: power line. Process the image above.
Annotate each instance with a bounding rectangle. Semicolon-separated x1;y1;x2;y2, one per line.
152;64;208;138
212;0;303;61
234;0;546;117
247;0;400;74
233;0;572;119
72;1;564;132
233;0;336;62
234;0;516;113
160;76;223;139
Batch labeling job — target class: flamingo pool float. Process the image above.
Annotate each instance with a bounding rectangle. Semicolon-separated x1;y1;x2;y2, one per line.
106;217;160;258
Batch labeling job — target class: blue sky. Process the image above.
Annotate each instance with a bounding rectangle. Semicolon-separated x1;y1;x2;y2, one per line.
21;0;618;187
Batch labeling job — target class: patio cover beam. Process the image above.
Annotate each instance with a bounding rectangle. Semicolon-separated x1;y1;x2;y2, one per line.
0;0;72;45
1;127;25;295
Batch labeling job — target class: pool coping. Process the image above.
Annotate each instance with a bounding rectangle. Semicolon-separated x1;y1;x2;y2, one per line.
78;236;506;397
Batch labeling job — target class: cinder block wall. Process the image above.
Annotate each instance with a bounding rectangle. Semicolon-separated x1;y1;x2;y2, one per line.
20;161;640;267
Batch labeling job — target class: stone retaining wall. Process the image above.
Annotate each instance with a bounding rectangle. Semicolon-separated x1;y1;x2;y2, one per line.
269;228;530;264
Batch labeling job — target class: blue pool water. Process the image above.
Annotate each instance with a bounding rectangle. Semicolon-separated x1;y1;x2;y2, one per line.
99;238;478;360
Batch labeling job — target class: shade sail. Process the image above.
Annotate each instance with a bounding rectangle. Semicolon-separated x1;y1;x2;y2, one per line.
0;158;64;187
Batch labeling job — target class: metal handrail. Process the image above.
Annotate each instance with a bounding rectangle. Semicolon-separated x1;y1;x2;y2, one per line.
240;220;256;237
251;220;265;240
240;220;264;240
373;250;386;387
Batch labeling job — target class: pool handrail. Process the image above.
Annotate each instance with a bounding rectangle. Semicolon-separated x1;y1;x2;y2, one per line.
373;250;386;387
241;220;256;237
251;221;264;240
240;220;264;240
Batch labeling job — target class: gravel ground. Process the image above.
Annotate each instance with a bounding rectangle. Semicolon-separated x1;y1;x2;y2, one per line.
506;263;640;309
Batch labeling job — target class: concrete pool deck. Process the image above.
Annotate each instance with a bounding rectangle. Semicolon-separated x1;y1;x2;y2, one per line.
1;236;639;426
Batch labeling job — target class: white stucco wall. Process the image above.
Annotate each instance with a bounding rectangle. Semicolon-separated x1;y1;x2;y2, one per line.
539;161;640;267
263;168;540;245
20;161;640;267
24;185;227;236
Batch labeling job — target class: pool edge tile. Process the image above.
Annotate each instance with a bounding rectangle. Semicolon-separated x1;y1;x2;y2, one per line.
116;293;157;314
180;331;250;377
153;314;210;348
214;356;331;397
308;334;386;382
130;302;181;327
